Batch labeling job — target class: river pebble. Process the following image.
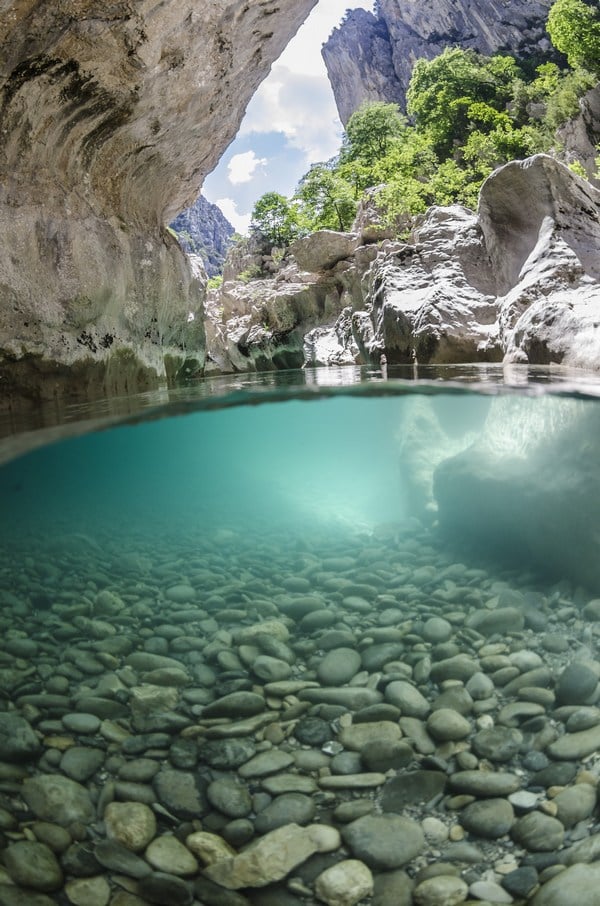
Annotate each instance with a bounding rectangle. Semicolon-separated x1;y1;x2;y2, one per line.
3;519;600;905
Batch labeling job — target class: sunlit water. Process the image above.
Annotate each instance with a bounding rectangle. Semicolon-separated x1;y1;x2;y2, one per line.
4;365;600;903
2;365;600;592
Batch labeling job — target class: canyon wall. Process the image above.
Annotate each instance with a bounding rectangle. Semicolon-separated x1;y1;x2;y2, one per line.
0;0;317;403
323;0;554;125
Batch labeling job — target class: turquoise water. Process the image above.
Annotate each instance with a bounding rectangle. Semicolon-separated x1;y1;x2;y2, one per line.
4;368;600;904
1;369;599;592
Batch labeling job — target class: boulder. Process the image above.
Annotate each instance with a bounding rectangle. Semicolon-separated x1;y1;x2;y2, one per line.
290;231;359;272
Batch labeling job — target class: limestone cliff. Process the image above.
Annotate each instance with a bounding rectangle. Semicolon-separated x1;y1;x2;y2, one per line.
0;0;317;403
210;155;600;373
323;0;554;124
170;195;235;278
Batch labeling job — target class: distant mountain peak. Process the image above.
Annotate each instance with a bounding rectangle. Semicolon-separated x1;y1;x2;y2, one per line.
170;195;235;277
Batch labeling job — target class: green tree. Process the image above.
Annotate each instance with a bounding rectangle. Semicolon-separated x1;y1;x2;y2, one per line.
341;102;408;169
250;192;304;249
547;0;600;75
295;163;357;232
407;49;522;155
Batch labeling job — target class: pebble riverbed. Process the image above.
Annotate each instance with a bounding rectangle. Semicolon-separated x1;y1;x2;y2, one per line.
2;519;600;906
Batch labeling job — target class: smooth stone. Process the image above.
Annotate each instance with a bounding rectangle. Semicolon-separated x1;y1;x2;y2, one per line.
399;716;436;755
119;758;161;782
238;750;295;778
294;717;332;746
552;783;597;828
138;871;193;905
254;793;316;833
372;869;415;906
0;712;41;761
443;842;485;863
298;687;383;710
556;663;598;705
94;839;152;878
460;798;515;839
330;750;363;774
532;762;578;787
338;721;401;752
334;800;375;823
31;822;72;853
430;656;479;683
354;704;401;723
426;709;471;741
277;595;326;620
563;831;600;865
361;643;405;672
472;727;523;762
207;778;252;818
381;771;447;811
22;774;94;826
317;648;362;686
62;713;101;734
74;696;129;719
204;823;340;889
293;750;330;771
318;773;387;789
153;768;208;819
565;707;600;732
469;879;513;903
261;774;318;795
200;738;256;769
201;692;265;719
465;671;496;701
145;835;198;875
64;875;110;906
511;812;565;851
0;887;55;906
165;584;196;603
501;866;539;899
448;771;521;797
361;739;414;772
384;681;430;718
252;656;292;682
467;607;524;636
314;859;374;906
60;745;105;782
413;875;469;906
530;863;600;905
104;801;157;852
497;701;545;726
546;725;600;760
502;667;553;696
3;841;62;891
341;814;424;870
422;617;453;644
508;790;540;812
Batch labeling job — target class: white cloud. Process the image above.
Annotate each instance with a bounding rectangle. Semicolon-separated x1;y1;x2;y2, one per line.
227;150;268;185
240;65;342;164
215;198;251;235
278;0;374;77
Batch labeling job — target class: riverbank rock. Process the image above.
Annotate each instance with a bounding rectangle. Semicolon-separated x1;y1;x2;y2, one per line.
0;0;317;403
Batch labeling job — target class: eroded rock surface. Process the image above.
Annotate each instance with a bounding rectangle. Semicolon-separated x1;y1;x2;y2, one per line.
0;0;317;401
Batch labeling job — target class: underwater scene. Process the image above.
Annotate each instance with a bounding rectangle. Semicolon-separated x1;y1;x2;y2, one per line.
2;370;600;905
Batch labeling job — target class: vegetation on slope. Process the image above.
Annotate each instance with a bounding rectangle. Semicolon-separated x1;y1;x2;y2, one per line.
249;0;599;250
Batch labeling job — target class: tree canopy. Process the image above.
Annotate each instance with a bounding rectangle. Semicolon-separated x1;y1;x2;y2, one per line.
547;0;600;75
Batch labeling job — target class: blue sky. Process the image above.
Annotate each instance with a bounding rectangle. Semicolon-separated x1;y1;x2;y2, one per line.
202;0;374;233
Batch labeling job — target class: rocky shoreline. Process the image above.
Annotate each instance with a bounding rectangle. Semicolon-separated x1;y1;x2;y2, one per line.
1;519;600;905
